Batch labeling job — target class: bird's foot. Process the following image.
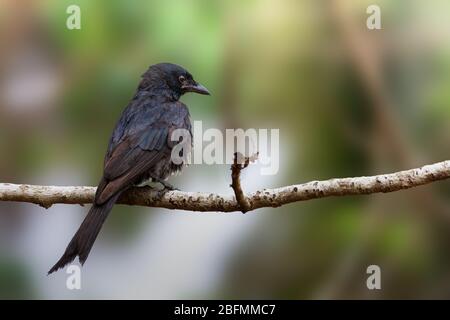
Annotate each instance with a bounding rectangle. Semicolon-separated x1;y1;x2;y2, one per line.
154;186;179;202
160;181;179;191
150;176;179;191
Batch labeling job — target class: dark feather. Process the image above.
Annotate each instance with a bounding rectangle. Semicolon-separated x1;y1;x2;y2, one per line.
49;63;199;273
48;192;120;274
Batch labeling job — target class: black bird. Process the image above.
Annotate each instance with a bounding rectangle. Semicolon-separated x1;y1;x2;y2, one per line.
48;63;210;274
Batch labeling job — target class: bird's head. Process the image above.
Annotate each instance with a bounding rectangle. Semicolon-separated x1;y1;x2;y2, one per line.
141;63;210;99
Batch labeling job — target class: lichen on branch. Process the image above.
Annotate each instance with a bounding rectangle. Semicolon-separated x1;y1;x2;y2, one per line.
0;160;448;213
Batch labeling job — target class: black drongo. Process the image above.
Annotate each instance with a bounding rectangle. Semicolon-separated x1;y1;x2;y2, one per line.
48;63;210;274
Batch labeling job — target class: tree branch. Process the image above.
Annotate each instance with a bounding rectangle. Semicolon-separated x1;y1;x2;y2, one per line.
0;160;448;212
230;152;258;213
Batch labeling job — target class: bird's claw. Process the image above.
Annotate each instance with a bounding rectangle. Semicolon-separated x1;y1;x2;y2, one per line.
154;184;179;200
149;176;179;191
161;182;179;191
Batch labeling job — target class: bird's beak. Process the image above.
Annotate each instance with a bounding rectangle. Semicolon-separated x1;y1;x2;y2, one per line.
183;81;211;95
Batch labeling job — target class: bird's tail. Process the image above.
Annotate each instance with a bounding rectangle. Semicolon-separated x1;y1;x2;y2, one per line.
48;192;121;274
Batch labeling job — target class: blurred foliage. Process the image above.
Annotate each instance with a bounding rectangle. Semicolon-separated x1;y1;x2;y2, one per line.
0;259;35;299
0;0;449;299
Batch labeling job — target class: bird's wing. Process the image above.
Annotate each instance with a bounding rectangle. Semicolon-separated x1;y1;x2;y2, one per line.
95;127;170;205
95;102;191;205
104;127;169;180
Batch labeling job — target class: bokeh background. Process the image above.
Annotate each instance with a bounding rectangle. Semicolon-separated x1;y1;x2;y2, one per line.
0;0;449;299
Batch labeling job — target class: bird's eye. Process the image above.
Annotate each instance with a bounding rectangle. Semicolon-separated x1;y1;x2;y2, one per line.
178;75;186;83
